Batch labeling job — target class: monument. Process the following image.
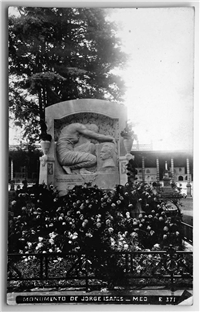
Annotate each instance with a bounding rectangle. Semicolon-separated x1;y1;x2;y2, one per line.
39;99;129;195
160;161;182;202
161;161;173;193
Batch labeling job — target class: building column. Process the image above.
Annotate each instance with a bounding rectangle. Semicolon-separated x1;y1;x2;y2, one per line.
156;158;160;185
142;156;145;182
171;158;174;183
10;159;15;191
11;159;14;181
186;158;192;197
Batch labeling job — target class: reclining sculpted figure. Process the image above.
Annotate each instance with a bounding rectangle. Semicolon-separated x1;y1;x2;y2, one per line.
56;123;115;174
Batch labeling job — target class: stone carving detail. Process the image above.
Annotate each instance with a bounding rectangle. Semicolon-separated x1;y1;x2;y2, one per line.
99;142;117;173
39;99;127;192
56;122;115;174
54;113;119;141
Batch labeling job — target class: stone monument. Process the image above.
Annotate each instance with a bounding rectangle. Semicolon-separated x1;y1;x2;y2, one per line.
162;161;173;191
160;161;181;200
39;99;128;195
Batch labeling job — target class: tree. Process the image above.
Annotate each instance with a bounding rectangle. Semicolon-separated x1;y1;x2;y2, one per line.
9;7;127;143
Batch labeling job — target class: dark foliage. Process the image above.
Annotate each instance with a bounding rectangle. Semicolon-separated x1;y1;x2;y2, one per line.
9;7;127;142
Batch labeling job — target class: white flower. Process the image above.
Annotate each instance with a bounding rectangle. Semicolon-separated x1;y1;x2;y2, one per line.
38;237;43;242
49;232;57;238
87;233;93;238
49;238;54;245
118;237;124;241
123;244;129;250
106;219;111;225
37;242;43;248
11;200;17;205
49;249;53;252
135;245;141;251
136;265;142;272
130;232;138;239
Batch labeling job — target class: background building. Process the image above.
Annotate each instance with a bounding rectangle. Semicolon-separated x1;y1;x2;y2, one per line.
132;150;193;196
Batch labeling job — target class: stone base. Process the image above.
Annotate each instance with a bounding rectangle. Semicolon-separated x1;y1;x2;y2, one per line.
119;156;128;185
186;184;192;197
55;172;119;196
39;156;55;186
162;186;174;194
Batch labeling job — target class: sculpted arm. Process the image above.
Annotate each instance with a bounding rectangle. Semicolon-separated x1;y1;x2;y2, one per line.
79;127;115;143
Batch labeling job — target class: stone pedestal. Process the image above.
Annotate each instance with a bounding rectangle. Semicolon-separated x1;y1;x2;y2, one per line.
39;155;55;186
55;171;119;196
118;156;128;185
163;176;171;187
162;175;174;196
186;183;192;197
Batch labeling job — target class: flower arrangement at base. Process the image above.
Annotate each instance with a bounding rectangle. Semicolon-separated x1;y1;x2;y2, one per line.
8;180;185;289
